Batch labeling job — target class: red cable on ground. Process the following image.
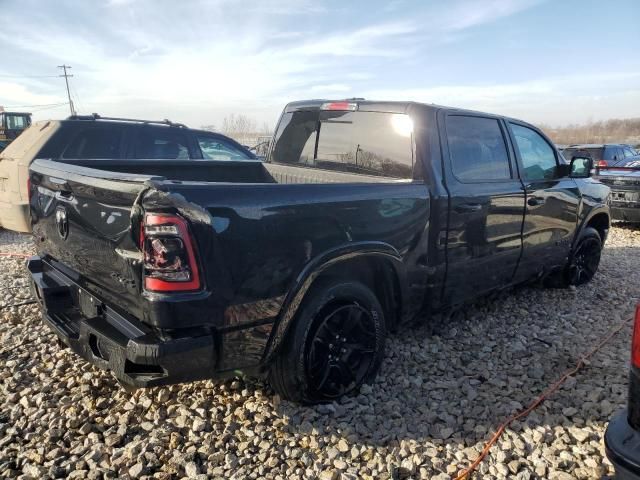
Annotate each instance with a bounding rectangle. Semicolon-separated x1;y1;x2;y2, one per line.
452;316;632;480
0;252;33;258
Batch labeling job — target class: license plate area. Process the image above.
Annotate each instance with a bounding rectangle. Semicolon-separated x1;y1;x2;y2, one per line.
77;288;103;319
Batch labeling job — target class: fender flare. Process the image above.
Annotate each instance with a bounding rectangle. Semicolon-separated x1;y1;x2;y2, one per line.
572;205;610;250
262;241;407;363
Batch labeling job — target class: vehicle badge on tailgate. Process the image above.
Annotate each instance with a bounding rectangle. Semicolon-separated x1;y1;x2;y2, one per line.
55;206;69;240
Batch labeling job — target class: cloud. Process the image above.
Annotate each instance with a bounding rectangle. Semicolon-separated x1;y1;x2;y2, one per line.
364;72;640;125
0;0;637;128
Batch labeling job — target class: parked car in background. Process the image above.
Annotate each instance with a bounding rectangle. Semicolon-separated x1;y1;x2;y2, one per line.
27;99;610;403
562;143;638;168
595;156;640;223
0;114;257;232
605;304;640;480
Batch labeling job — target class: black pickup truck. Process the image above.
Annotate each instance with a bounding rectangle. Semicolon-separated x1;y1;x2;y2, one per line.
27;100;611;403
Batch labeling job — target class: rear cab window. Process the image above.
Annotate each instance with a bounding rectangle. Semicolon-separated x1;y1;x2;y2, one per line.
269;105;415;179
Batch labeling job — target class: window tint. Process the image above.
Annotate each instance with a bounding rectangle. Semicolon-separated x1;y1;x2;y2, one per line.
63;127;124;159
197;136;251;160
270;110;413;179
134;129;190;159
510;124;557;181
446;116;511;181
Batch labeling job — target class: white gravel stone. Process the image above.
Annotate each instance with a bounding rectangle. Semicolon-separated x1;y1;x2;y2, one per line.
0;225;638;479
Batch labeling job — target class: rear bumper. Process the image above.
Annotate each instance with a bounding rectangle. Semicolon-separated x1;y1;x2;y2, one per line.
605;409;640;480
27;256;216;387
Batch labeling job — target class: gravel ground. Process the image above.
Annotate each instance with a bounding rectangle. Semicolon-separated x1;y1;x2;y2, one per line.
1;225;639;480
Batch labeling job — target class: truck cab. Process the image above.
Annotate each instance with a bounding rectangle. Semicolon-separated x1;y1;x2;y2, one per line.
0;110;32;151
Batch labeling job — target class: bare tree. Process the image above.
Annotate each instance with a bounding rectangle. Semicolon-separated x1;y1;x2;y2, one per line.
541;118;640;146
221;114;256;138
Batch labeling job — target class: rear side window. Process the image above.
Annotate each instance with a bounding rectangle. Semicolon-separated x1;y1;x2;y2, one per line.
63;127;124;159
446;115;511;182
197;136;251;160
270;110;414;179
510;124;557;181
134;128;190;159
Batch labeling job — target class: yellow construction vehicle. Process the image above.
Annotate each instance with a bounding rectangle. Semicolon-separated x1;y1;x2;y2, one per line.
0;107;32;151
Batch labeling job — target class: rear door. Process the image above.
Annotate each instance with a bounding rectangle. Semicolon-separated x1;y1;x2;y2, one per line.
440;112;525;305
507;122;580;282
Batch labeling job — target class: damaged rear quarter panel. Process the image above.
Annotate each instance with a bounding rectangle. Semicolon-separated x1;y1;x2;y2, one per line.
142;182;430;370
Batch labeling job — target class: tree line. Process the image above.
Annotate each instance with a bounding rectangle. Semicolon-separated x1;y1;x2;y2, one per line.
540;117;640;146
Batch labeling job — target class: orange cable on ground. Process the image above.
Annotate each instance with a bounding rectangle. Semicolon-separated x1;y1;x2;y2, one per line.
452;316;632;480
0;252;33;258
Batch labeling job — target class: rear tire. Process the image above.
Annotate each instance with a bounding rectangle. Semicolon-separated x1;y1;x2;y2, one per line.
269;279;386;404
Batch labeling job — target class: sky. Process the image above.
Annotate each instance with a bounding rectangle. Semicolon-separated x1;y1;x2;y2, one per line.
1;0;639;130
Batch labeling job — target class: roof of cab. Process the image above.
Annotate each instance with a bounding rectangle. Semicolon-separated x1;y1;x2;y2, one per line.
284;98;537;127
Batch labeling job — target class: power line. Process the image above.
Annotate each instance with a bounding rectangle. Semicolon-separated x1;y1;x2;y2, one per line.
2;102;68;109
0;74;58;79
58;65;76;116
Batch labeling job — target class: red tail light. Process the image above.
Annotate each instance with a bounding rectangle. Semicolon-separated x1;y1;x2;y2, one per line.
632;304;640;369
140;213;201;292
596;159;608;168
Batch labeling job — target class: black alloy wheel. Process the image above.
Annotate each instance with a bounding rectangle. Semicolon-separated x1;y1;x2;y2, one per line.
306;302;378;399
567;227;602;286
269;279;386;404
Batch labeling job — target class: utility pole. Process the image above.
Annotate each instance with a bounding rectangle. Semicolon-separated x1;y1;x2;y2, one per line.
58;64;76;116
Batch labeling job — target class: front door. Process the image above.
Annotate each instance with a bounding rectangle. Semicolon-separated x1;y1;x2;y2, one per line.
507;122;580;283
440;113;526;306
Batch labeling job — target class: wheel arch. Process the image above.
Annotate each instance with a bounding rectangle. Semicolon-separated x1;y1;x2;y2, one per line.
575;207;610;248
262;242;407;363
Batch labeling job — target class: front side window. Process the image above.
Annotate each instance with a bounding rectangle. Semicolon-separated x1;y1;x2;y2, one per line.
270;110;413;179
197;136;251;160
446;115;511;182
134;129;190;159
63;127;124;159
510;124;557;181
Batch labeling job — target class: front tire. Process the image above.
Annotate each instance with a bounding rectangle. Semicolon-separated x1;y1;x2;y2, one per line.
566;227;602;286
269;279;386;404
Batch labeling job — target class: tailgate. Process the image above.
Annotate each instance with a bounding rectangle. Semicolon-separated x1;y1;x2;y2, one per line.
29;159;160;315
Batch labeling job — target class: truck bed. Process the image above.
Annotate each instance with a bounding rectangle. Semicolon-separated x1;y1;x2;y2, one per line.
49;158;406;185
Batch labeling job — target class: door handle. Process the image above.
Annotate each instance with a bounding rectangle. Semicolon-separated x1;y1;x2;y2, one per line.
454;203;482;213
527;197;545;206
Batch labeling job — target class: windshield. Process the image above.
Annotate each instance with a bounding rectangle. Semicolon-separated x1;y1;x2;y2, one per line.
270;109;414;179
5;114;29;130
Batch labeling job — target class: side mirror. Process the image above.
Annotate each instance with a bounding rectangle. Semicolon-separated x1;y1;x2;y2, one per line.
570;156;593;178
